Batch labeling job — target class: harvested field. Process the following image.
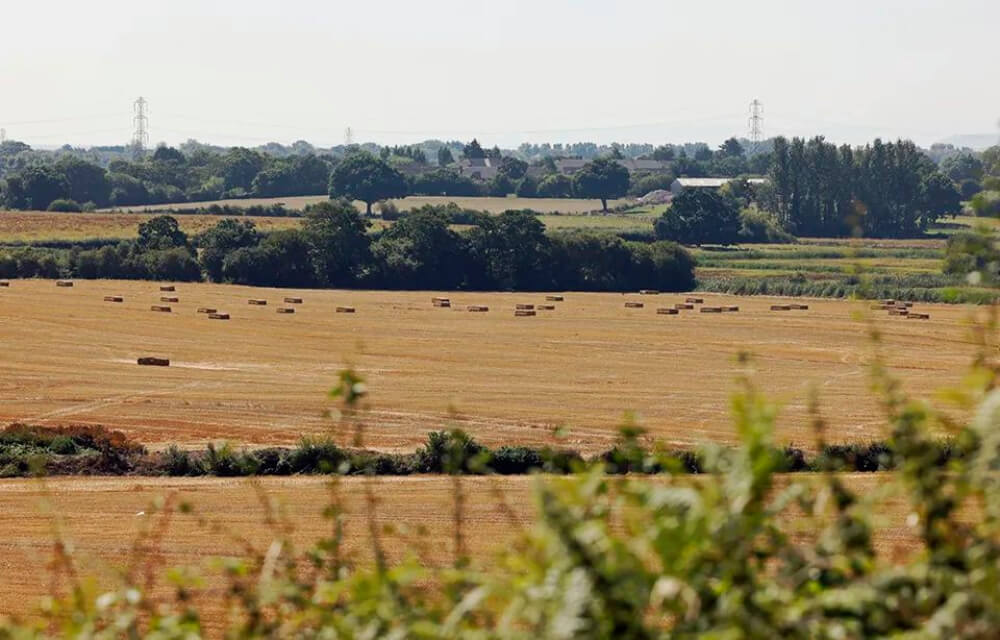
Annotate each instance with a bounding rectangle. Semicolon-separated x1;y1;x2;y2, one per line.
0;281;982;452
0;211;301;243
0;473;954;622
106;195;633;215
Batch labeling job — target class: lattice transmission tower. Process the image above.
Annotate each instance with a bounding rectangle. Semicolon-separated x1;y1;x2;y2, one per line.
748;99;764;153
131;96;149;158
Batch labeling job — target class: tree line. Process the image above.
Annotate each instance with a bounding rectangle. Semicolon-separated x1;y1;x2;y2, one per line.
0;202;696;292
761;136;963;237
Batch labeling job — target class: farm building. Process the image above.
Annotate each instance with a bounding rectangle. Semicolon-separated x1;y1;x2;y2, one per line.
670;177;768;195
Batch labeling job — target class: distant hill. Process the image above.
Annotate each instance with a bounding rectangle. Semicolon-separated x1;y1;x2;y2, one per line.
935;133;999;150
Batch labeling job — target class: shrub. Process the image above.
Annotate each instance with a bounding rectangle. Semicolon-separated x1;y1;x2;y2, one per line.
490;446;545;474
968;190;1000;217
416;430;489;473
46;198;82;212
163;445;200;476
49;436;78;455
377;200;402;220
738;207;796;243
203;442;258;476
286;437;346;474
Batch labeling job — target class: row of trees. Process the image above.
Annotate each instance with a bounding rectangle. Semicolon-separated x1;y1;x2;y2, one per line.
763;136;962;237
0;144;634;212
0;204;696;292
332;152;631;212
0;146;335;210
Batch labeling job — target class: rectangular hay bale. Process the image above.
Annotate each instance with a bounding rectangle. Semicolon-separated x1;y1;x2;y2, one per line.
103;296;124;303
788;304;809;310
538;304;556;311
516;304;535;310
700;306;723;313
160;296;179;303
771;305;792;311
675;303;694;310
277;307;295;314
639;289;659;295
657;307;679;315
248;299;267;306
0;280;9;287
432;300;451;307
56;280;73;287
545;295;564;302
624;302;644;308
150;305;172;312
137;357;169;367
907;313;930;320
722;305;740;312
284;297;304;304
514;310;536;317
336;306;356;313
160;285;175;292
467;305;489;312
208;313;230;320
197;307;217;314
889;309;909;316
685;297;703;304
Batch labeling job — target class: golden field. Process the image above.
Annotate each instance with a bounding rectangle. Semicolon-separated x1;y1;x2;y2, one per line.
0;211;302;243
0;279;980;453
0;474;936;622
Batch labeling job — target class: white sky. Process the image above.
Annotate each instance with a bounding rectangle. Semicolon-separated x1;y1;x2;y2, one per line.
2;0;998;149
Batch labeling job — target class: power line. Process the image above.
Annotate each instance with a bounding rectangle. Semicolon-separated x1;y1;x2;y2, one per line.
0;114;120;127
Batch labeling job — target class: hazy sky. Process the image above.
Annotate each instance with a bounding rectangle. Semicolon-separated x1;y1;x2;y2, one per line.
3;0;998;149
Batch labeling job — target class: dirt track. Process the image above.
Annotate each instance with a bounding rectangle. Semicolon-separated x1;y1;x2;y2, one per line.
0;280;979;452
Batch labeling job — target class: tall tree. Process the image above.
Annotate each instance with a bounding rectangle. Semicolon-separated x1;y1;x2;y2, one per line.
572;158;630;211
654;189;741;245
921;172;962;219
719;137;745;157
437;147;455;166
303;199;372;286
463;139;486;159
497;157;528;181
328;151;408;215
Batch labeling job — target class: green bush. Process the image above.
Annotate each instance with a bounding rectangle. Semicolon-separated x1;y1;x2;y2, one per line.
416;430;489;473
163;445;200;476
738;206;796;243
46;198;82;212
285;437;346;474
48;436;78;455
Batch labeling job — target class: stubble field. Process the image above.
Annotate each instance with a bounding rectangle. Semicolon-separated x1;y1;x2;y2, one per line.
0;279;979;453
0;473;940;623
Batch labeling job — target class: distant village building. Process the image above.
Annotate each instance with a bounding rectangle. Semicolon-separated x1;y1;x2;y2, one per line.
670;177;768;195
457;158;499;180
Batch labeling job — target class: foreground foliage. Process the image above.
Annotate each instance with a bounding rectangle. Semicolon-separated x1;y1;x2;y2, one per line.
4;318;1000;638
